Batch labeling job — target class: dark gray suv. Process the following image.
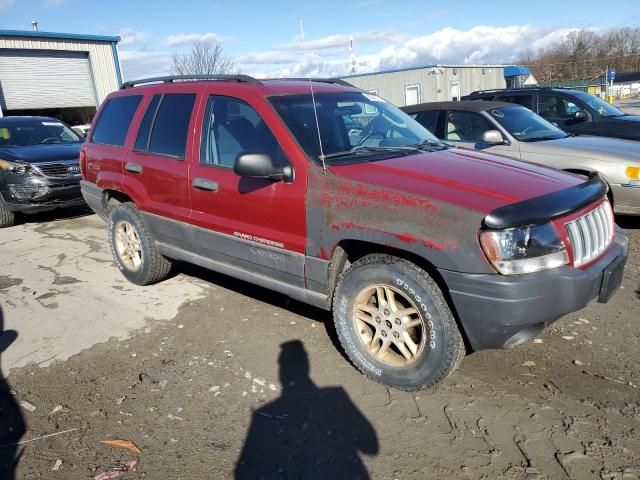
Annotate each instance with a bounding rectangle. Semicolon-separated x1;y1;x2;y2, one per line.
463;87;640;141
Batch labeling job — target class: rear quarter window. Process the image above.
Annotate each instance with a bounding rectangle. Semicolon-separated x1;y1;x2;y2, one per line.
91;95;143;147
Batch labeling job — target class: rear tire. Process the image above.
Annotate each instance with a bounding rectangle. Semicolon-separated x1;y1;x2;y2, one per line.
0;203;15;228
108;203;171;285
333;254;465;391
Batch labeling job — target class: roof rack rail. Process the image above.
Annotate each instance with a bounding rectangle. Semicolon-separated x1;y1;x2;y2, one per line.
267;77;355;87
121;74;262;89
468;86;552;95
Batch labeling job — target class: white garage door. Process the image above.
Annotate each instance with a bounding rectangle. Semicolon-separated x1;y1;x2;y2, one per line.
0;49;97;110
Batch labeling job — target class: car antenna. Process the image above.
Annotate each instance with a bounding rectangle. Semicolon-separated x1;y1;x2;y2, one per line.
299;18;327;174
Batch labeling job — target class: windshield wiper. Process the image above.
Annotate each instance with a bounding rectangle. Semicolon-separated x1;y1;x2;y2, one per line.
409;139;448;150
322;145;420;161
522;135;565;142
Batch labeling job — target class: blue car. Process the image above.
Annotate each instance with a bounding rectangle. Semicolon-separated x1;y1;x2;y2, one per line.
0;116;85;227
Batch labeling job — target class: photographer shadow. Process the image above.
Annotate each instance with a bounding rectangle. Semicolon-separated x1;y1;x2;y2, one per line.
0;307;25;479
235;341;378;479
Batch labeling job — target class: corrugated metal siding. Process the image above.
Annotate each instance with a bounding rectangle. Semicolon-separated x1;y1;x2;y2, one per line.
0;49;96;110
344;67;507;106
0;37;119;107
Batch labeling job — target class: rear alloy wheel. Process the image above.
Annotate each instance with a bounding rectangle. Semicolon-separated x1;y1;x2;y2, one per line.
333;254;465;391
108;203;172;285
0;203;15;228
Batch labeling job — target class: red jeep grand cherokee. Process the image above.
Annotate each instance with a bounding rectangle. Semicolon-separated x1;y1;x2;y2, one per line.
81;75;628;391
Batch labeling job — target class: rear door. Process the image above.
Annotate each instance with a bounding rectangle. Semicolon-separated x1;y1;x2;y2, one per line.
122;88;198;247
188;89;307;287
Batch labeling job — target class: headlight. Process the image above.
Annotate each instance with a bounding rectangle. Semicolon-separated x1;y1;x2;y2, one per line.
0;159;34;176
479;223;569;275
626;166;640;180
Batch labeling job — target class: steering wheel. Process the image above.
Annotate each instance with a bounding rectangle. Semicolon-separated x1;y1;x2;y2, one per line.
520;126;533;135
356;132;385;147
41;137;60;144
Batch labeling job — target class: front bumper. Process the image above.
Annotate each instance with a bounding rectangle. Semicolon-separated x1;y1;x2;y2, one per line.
611;183;640;215
439;229;628;351
0;174;84;213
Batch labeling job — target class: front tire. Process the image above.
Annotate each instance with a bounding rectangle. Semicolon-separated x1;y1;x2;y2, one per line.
108;203;172;285
333;254;465;391
0;203;15;228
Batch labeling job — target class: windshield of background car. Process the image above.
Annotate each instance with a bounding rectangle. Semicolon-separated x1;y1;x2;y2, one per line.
572;91;625;117
0;120;81;147
489;106;568;141
269;92;441;163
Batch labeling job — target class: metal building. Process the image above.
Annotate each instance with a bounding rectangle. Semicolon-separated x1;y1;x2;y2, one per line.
341;65;507;106
0;30;122;124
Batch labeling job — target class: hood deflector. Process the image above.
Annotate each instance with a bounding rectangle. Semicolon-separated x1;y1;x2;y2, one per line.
483;174;608;229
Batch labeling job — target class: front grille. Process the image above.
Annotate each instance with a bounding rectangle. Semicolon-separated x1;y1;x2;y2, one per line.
34;160;80;178
565;202;614;267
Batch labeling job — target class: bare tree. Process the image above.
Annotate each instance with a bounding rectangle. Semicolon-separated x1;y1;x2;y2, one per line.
517;27;640;83
170;41;237;76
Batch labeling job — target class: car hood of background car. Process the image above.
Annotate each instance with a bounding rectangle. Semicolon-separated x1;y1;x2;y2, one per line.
520;135;640;163
328;148;582;214
0;143;82;164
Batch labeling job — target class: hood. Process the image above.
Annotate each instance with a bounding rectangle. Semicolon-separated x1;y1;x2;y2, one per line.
0;143;82;164
329;148;582;214
521;135;640;162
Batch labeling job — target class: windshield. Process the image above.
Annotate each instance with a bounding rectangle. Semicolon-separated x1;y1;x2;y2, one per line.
0;120;81;147
489;106;568;142
571;91;625;117
269;92;443;163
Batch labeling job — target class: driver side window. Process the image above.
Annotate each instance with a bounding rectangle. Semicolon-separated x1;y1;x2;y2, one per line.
445;111;493;143
200;96;287;168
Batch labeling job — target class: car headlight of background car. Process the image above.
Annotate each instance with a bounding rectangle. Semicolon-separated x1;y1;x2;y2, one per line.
480;223;569;275
0;159;35;176
0;159;49;199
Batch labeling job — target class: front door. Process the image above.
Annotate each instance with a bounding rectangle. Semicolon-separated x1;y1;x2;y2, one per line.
188;92;307;286
443;110;517;157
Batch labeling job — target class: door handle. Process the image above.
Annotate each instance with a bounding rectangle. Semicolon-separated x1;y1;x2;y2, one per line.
125;162;143;174
192;178;219;192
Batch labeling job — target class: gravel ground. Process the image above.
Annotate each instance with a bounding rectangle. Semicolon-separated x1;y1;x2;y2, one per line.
1;211;639;480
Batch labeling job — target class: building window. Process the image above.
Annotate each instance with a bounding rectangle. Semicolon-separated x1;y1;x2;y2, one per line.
405;84;421;106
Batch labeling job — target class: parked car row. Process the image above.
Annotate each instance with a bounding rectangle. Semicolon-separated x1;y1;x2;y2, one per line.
402;100;640;215
0;77;633;391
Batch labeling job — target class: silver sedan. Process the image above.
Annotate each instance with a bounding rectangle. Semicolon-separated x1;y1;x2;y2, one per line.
403;100;640;215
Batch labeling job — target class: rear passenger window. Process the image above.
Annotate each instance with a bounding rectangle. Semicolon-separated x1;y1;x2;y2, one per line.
91;95;142;146
414;110;440;134
497;95;534;110
134;95;161;151
142;93;196;159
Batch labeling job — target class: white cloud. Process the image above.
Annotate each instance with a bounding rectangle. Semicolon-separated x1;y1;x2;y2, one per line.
119;50;172;81
279;30;401;51
120;24;582;82
0;0;15;12
240;25;579;78
119;28;148;47
166;32;226;47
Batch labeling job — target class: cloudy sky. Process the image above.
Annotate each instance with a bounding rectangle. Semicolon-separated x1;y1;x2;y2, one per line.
1;0;638;80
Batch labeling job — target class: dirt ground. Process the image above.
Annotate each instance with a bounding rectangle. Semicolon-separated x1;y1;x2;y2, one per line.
1;210;639;480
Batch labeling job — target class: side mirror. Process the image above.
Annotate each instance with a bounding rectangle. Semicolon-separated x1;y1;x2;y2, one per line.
482;130;504;144
574;111;588;122
234;153;293;182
